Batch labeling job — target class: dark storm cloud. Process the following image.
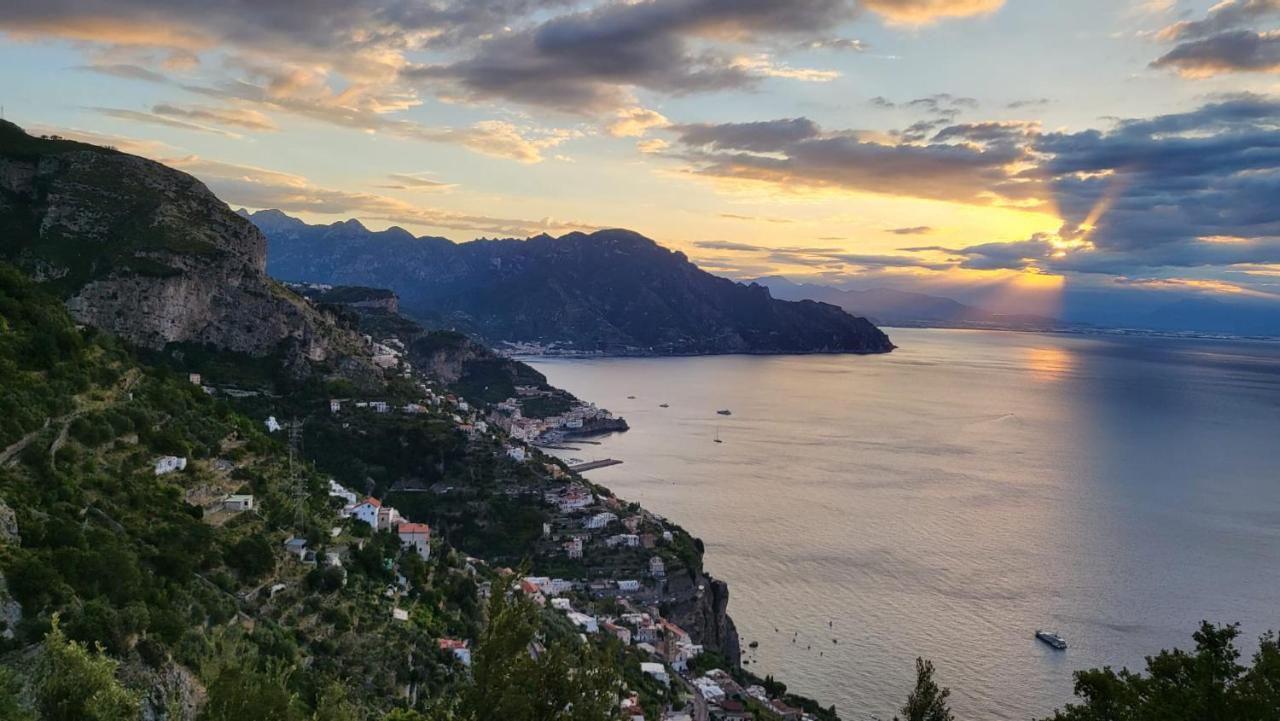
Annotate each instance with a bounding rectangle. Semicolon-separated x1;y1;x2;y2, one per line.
408;0;858;112
1151;30;1280;76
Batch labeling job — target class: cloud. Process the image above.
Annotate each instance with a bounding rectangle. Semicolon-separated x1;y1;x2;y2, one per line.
1151;29;1280;76
1156;0;1280;42
93;107;244;138
717;213;794;223
636;138;671;153
798;37;867;51
380;173;455;191
164;155;595;236
0;0;570;81
77;62;169;83
1006;97;1050;109
695;240;770;251
606;107;671;138
152;103;277;131
693;238;952;270
665;95;1280;281
667;116;1042;205
408;0;861;113
889;226;933;235
729;54;840;82
860;0;1006;25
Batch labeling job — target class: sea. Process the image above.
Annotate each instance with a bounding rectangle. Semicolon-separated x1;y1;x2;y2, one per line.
526;328;1280;720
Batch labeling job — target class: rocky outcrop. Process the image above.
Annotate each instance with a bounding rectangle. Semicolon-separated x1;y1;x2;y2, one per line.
123;661;206;721
664;572;742;667
0;499;20;639
0;121;373;378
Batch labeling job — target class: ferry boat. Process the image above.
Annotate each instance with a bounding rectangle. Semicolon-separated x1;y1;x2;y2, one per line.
1036;630;1068;650
716;409;732;416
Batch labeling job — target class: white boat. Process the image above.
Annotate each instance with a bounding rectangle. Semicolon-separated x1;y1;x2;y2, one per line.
1036;630;1067;650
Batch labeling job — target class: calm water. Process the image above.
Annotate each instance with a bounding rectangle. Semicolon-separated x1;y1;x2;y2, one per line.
527;329;1280;720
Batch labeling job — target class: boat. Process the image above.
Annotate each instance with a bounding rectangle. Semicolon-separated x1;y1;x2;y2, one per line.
627;395;636;399
714;427;723;444
1036;630;1068;650
748;641;759;649
716;409;732;416
659;403;669;408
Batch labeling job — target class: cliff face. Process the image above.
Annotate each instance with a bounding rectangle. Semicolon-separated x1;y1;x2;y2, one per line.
250;210;895;355
0;121;367;374
665;571;742;666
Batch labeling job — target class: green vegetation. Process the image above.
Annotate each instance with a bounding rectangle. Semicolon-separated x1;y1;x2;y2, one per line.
456;581;621;721
33;618;140;721
0;263;631;719
895;658;953;721
1039;622;1280;721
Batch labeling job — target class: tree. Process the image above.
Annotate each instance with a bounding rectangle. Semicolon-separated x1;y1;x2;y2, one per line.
457;583;620;721
312;682;360;721
32;617;140;721
199;629;302;721
1041;623;1280;721
896;658;954;721
0;666;33;721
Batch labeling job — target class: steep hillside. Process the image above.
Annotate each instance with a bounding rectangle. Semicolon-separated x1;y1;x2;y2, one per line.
0;121;371;381
250;211;894;355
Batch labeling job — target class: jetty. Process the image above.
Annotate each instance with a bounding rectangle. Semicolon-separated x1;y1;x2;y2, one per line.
568;459;623;473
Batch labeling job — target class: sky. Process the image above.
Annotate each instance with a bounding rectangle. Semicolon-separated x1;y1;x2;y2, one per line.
2;0;1279;324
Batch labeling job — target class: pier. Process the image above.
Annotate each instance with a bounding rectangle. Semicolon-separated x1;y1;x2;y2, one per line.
568;458;623;473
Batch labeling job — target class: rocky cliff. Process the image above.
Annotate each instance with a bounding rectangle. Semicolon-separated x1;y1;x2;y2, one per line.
665;571;742;666
0;121;370;378
249;209;895;356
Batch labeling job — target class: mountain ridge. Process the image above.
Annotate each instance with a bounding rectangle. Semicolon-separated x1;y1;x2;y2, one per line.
247;209;895;356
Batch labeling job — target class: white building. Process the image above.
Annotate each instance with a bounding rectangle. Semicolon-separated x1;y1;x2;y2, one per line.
606;534;640;548
640;662;669;686
329;399;342;413
566;612;599;633
223;494;255;512
617;580;641;592
265;416;282;433
377;505;403;531
585;512;618;530
371;401;390;413
328;480;357;506
397;522;431;560
551;597;572;611
154;456;187;476
505;446;527;463
188;373;202;385
351;497;382;529
565;537;583;559
650;556;666;578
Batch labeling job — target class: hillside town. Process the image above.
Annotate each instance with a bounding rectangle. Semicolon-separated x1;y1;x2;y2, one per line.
149;320;825;720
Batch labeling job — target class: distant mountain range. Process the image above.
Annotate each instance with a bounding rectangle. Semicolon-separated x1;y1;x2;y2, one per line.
753;276;1061;330
246;210;894;355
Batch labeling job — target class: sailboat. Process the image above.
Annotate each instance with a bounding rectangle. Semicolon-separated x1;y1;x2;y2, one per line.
714;426;723;443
